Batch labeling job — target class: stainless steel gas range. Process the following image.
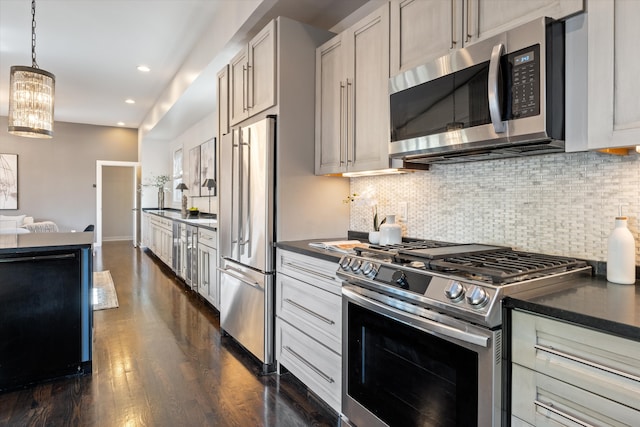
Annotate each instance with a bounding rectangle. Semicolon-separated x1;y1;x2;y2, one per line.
338;240;591;427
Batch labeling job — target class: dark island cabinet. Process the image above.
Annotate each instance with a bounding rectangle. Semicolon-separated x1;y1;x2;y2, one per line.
0;235;93;392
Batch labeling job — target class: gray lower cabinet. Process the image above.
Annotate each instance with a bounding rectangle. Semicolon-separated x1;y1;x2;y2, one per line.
510;310;640;426
275;249;342;412
197;228;218;309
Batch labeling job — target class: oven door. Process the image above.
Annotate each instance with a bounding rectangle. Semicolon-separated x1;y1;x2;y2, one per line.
342;285;501;427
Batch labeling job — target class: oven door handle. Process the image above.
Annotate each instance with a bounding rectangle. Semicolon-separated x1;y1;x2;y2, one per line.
343;287;490;348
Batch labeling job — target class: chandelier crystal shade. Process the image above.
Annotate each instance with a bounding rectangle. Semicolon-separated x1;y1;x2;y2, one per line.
7;0;55;139
8;66;55;138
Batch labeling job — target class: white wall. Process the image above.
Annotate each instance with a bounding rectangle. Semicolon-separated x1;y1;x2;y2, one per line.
168;112;217;214
140;137;170;209
350;151;640;264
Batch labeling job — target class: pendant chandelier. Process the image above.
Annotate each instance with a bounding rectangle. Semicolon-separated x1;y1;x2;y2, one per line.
8;0;55;139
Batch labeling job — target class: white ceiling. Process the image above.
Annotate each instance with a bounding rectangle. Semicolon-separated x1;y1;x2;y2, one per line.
0;0;369;140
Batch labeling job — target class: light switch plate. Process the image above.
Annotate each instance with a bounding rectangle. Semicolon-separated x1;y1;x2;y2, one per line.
399;201;408;222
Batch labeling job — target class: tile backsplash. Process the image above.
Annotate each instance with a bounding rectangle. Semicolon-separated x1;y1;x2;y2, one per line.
350;150;640;264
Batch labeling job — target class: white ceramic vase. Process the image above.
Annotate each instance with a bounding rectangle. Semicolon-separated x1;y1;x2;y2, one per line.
379;215;401;245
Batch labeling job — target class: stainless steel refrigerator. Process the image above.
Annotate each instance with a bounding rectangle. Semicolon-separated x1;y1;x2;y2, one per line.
219;116;277;371
218;114;349;371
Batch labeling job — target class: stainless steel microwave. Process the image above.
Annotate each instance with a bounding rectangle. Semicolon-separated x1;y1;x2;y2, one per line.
389;17;565;164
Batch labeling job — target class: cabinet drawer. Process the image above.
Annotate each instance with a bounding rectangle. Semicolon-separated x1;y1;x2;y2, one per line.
276;321;341;412
276;273;341;353
198;228;216;249
512;310;640;410
277;249;341;295
512;364;640;426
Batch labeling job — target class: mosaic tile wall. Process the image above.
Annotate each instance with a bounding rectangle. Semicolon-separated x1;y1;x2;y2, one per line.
349;151;640;264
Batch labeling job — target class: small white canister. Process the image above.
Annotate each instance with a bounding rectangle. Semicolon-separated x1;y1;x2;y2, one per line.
379;215;402;245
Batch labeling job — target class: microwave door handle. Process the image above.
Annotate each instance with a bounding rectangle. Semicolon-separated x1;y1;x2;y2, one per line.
488;43;507;133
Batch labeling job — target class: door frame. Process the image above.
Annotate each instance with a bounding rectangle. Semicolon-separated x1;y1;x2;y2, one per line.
95;160;140;247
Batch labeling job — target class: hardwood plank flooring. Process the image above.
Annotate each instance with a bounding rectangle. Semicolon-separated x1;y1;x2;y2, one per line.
0;241;339;427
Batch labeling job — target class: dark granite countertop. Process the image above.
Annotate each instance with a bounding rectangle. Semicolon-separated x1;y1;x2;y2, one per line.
504;276;640;341
279;237;640;342
144;209;217;230
276;238;351;263
0;231;94;254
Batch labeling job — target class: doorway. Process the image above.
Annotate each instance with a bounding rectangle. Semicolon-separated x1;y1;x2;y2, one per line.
95;161;140;248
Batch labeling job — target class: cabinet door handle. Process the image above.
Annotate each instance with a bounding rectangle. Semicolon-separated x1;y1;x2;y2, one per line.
242;64;248;112
283;345;335;384
533;400;595;427
282;261;337;282
346;78;353;164
339;81;346;165
534;344;640;383
246;63;253;109
450;0;456;48
465;0;473;43
284;298;335;325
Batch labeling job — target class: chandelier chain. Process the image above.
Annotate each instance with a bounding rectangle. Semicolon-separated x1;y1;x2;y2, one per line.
31;0;39;68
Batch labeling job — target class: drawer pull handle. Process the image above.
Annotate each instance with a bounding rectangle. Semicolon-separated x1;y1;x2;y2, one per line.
534;344;640;383
534;400;595;427
283;345;335;384
284;298;335;325
282;261;336;282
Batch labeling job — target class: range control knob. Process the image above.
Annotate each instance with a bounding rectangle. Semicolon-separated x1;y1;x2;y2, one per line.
362;261;373;276
349;258;362;273
364;263;378;278
466;286;489;308
444;281;465;302
392;270;409;289
340;257;351;270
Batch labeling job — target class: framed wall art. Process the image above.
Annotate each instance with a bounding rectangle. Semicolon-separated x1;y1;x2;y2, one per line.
189;146;201;196
200;138;216;196
0;154;18;210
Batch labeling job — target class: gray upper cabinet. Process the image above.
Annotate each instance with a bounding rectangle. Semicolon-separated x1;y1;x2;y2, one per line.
467;0;583;44
229;20;276;127
390;0;584;76
315;3;390;175
566;0;640;151
390;0;464;75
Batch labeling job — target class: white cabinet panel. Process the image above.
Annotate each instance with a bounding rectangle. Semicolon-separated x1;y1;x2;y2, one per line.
275;249;342;413
512;364;640;426
566;0;640;151
276;321;341;412
510;309;640;425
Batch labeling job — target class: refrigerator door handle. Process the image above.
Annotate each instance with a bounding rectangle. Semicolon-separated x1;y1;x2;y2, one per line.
231;132;241;259
218;267;262;290
239;137;251;254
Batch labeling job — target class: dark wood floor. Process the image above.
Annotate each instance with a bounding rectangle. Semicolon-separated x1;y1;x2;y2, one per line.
0;241;339;426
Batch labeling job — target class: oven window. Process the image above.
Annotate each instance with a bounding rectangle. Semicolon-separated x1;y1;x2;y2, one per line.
347;302;478;426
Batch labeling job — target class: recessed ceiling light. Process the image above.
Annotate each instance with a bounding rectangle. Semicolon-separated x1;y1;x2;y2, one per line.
137;65;151;72
125;99;135;104
117;122;125;126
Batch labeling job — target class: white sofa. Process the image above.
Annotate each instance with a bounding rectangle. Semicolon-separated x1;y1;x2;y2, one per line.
0;214;59;234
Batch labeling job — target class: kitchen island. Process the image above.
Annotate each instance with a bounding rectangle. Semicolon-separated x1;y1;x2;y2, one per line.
0;232;93;392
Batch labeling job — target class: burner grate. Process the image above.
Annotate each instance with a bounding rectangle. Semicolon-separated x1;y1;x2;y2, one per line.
428;250;588;284
356;240;458;257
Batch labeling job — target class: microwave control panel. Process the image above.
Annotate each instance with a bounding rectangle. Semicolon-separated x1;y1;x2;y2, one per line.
508;44;541;119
